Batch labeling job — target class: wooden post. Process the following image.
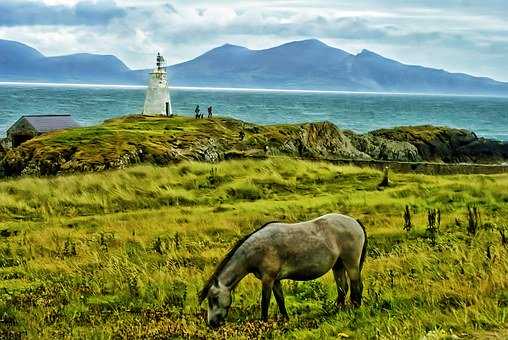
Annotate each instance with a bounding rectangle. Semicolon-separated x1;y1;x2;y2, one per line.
378;166;390;187
500;229;507;246
467;206;479;236
403;205;412;232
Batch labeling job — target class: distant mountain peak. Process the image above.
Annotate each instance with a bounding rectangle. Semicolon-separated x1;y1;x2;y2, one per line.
45;53;130;71
293;38;327;45
204;43;250;55
219;43;246;49
0;39;45;60
357;49;382;57
356;49;400;66
259;38;351;59
275;38;329;49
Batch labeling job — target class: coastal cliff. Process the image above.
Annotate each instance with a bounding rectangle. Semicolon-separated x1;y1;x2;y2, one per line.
0;115;506;177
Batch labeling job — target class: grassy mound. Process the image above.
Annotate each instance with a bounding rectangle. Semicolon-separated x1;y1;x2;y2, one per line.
2;115;506;177
1;115;369;176
0;158;507;338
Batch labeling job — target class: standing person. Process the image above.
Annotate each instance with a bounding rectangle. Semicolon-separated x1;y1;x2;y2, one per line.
195;105;200;119
208;106;213;118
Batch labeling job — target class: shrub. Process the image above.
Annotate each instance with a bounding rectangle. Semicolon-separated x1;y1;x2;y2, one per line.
225;182;264;200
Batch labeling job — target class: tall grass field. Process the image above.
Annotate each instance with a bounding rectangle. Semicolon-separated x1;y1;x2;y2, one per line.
0;158;507;338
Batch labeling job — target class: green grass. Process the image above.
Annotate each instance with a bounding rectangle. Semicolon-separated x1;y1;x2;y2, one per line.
0;158;507;338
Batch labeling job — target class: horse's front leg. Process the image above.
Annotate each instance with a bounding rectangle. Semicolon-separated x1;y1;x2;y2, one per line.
261;280;274;321
273;280;289;319
333;258;349;307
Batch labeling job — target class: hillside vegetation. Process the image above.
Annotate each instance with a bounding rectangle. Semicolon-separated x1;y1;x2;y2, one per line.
1;115;506;177
0;158;507;338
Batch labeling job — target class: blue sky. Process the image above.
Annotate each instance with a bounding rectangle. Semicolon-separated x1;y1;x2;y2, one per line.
1;0;507;81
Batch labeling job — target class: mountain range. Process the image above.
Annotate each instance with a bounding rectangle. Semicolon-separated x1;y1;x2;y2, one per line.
1;38;508;95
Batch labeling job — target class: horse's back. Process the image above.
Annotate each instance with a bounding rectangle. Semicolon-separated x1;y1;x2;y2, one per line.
252;213;364;247
241;213;365;280
311;213;364;241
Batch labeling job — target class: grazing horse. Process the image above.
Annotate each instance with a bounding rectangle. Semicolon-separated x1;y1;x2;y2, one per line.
198;213;367;328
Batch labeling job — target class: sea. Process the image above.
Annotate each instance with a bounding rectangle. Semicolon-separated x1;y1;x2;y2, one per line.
1;82;507;141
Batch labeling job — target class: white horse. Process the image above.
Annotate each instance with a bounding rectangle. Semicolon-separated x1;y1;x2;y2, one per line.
199;213;367;327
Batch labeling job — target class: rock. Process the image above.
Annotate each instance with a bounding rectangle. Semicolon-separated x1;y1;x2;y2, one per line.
370;125;506;163
456;139;508;163
193;138;225;162
282;122;370;160
347;132;422;162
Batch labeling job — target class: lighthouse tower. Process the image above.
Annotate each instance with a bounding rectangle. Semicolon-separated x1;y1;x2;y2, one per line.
143;53;172;116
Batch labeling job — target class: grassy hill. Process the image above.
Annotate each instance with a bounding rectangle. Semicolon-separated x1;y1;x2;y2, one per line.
2;115;506;178
0;158;507;338
0;115;406;177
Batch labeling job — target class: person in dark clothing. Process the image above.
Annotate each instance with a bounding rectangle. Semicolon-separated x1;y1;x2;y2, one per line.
195;105;200;119
208;106;213;118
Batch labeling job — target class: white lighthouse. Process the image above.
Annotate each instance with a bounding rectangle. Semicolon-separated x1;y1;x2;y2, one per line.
143;53;172;116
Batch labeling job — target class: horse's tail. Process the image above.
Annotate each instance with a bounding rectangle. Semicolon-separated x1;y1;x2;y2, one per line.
356;219;368;270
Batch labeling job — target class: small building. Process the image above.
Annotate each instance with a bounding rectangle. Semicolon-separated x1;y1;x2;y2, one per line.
143;53;173;116
4;114;80;148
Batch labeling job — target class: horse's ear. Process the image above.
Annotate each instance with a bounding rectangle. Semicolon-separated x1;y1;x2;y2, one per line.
198;288;207;305
198;275;220;304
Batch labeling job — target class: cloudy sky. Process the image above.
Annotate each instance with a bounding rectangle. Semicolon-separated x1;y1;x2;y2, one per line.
1;0;508;81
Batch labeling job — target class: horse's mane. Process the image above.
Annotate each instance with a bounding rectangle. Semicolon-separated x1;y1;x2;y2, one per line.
198;221;277;304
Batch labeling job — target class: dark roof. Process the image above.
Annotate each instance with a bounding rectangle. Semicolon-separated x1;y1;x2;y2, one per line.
18;114;80;133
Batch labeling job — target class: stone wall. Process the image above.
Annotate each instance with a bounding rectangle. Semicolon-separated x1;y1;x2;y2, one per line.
308;157;508;175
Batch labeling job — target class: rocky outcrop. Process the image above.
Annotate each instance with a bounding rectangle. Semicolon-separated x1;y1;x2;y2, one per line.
273;122;370;159
371;125;508;163
0;116;505;177
456;139;508;164
346;132;422;162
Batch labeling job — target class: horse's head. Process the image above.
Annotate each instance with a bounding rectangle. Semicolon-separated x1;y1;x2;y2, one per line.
198;232;259;327
201;280;232;328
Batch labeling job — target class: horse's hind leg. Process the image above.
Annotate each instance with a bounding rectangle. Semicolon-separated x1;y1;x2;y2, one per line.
333;258;349;306
344;261;363;307
273;280;289;319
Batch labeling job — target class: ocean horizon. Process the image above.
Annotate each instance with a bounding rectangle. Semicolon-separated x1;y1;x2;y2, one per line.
1;82;507;141
2;81;508;98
